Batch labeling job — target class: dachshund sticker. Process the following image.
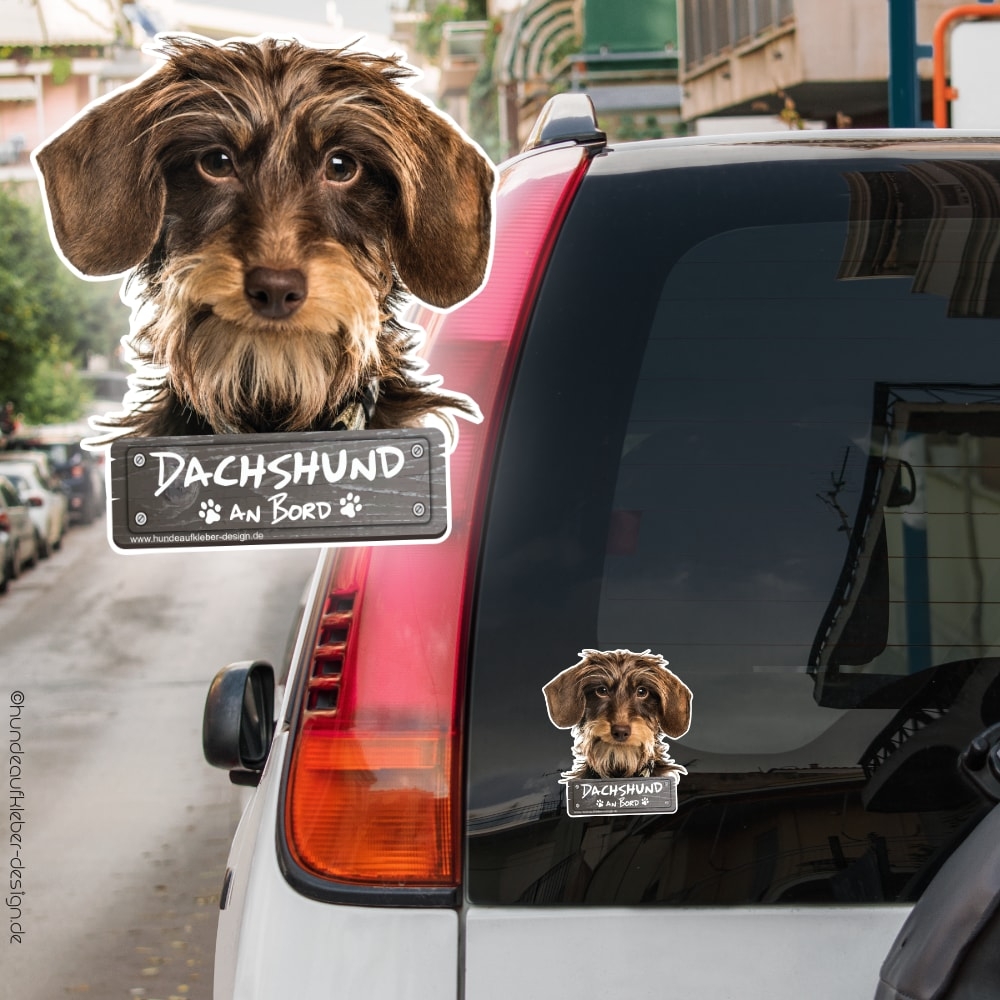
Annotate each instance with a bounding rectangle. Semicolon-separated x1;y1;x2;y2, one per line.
543;648;692;816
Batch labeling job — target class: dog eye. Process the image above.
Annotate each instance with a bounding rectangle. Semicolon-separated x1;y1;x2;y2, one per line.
636;686;649;698
325;152;359;184
198;149;236;180
594;685;609;697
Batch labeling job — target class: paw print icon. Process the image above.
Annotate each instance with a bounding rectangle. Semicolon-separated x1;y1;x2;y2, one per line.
339;493;363;518
199;499;223;525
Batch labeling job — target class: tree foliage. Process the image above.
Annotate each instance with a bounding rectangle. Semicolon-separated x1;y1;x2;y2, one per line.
0;187;124;424
468;19;502;163
415;3;466;62
414;0;489;62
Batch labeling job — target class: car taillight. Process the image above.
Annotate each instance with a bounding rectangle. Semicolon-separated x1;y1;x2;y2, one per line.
283;144;591;894
0;511;8;532
70;464;85;479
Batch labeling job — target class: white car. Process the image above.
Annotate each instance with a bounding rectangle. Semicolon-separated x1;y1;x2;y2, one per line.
0;473;38;590
0;459;67;558
202;106;1000;999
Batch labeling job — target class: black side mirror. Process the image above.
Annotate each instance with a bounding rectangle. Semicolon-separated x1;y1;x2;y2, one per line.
875;725;1000;999
203;660;275;786
886;459;917;507
875;803;1000;1000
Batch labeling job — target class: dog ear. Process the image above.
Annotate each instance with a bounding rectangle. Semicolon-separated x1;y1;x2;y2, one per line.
33;74;166;277
386;97;495;309
543;663;589;729
656;667;693;739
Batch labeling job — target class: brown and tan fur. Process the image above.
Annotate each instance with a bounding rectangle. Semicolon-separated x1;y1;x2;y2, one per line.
543;649;692;780
32;35;495;438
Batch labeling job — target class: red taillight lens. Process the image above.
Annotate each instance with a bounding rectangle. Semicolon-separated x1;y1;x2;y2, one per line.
284;145;591;889
0;511;9;532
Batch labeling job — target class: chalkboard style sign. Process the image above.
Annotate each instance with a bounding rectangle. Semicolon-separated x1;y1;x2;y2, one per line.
108;427;449;551
565;775;679;817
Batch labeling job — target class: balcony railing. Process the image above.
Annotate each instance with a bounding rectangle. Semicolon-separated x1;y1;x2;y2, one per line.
683;0;794;71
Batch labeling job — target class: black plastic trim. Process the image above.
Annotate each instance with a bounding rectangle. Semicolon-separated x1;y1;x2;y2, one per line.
219;867;235;910
522;93;607;152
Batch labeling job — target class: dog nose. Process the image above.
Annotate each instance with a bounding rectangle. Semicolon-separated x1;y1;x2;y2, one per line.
244;267;307;318
611;725;631;742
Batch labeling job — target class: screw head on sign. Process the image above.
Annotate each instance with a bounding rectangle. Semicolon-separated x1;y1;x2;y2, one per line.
412;502;425;517
133;453;146;467
134;511;147;526
411;443;424;459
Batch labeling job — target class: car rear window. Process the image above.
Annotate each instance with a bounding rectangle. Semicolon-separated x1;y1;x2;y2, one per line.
0;481;19;508
3;474;29;494
466;146;1000;906
43;443;71;465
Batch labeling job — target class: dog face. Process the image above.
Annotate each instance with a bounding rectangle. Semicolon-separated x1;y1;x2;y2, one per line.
33;36;494;435
543;649;692;779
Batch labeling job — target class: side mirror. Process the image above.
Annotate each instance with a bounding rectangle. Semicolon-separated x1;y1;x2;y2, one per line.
203;660;275;786
876;725;1000;999
875;803;1000;999
886;459;917;507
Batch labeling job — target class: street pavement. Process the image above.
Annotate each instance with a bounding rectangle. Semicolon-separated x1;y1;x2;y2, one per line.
1;514;318;999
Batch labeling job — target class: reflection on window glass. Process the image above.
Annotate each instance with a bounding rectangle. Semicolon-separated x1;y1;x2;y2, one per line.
599;221;1000;761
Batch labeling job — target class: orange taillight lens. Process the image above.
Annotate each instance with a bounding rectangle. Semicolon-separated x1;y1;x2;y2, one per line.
288;728;454;883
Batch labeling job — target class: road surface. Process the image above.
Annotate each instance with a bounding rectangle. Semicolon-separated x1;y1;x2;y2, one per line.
1;516;318;999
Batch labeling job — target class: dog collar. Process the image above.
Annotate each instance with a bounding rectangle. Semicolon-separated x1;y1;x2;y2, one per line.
331;379;379;431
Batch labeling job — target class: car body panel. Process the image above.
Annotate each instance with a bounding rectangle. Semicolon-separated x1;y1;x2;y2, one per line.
215;733;459;1000
464;906;910;999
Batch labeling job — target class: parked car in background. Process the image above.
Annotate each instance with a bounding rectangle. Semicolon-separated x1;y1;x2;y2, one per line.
201;101;1000;999
0;459;68;558
79;370;130;423
7;426;104;524
2;448;65;509
0;474;38;592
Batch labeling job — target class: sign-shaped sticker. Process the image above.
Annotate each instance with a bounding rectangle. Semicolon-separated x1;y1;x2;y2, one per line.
108;428;449;550
566;775;679;817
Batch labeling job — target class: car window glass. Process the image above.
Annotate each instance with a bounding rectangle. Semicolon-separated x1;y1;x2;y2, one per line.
467;153;1000;907
601;220;1000;756
47;444;70;465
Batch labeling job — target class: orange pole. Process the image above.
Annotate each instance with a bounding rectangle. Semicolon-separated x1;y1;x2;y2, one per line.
933;4;1000;127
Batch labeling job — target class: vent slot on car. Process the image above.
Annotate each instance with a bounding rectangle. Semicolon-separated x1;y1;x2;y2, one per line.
305;587;357;714
313;656;343;678
307;686;340;712
319;625;349;645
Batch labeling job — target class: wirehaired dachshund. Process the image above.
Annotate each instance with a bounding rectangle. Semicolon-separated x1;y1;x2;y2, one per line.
33;34;495;439
544;648;692;780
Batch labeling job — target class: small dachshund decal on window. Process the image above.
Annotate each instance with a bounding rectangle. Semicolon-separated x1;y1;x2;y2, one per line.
543;648;692;816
